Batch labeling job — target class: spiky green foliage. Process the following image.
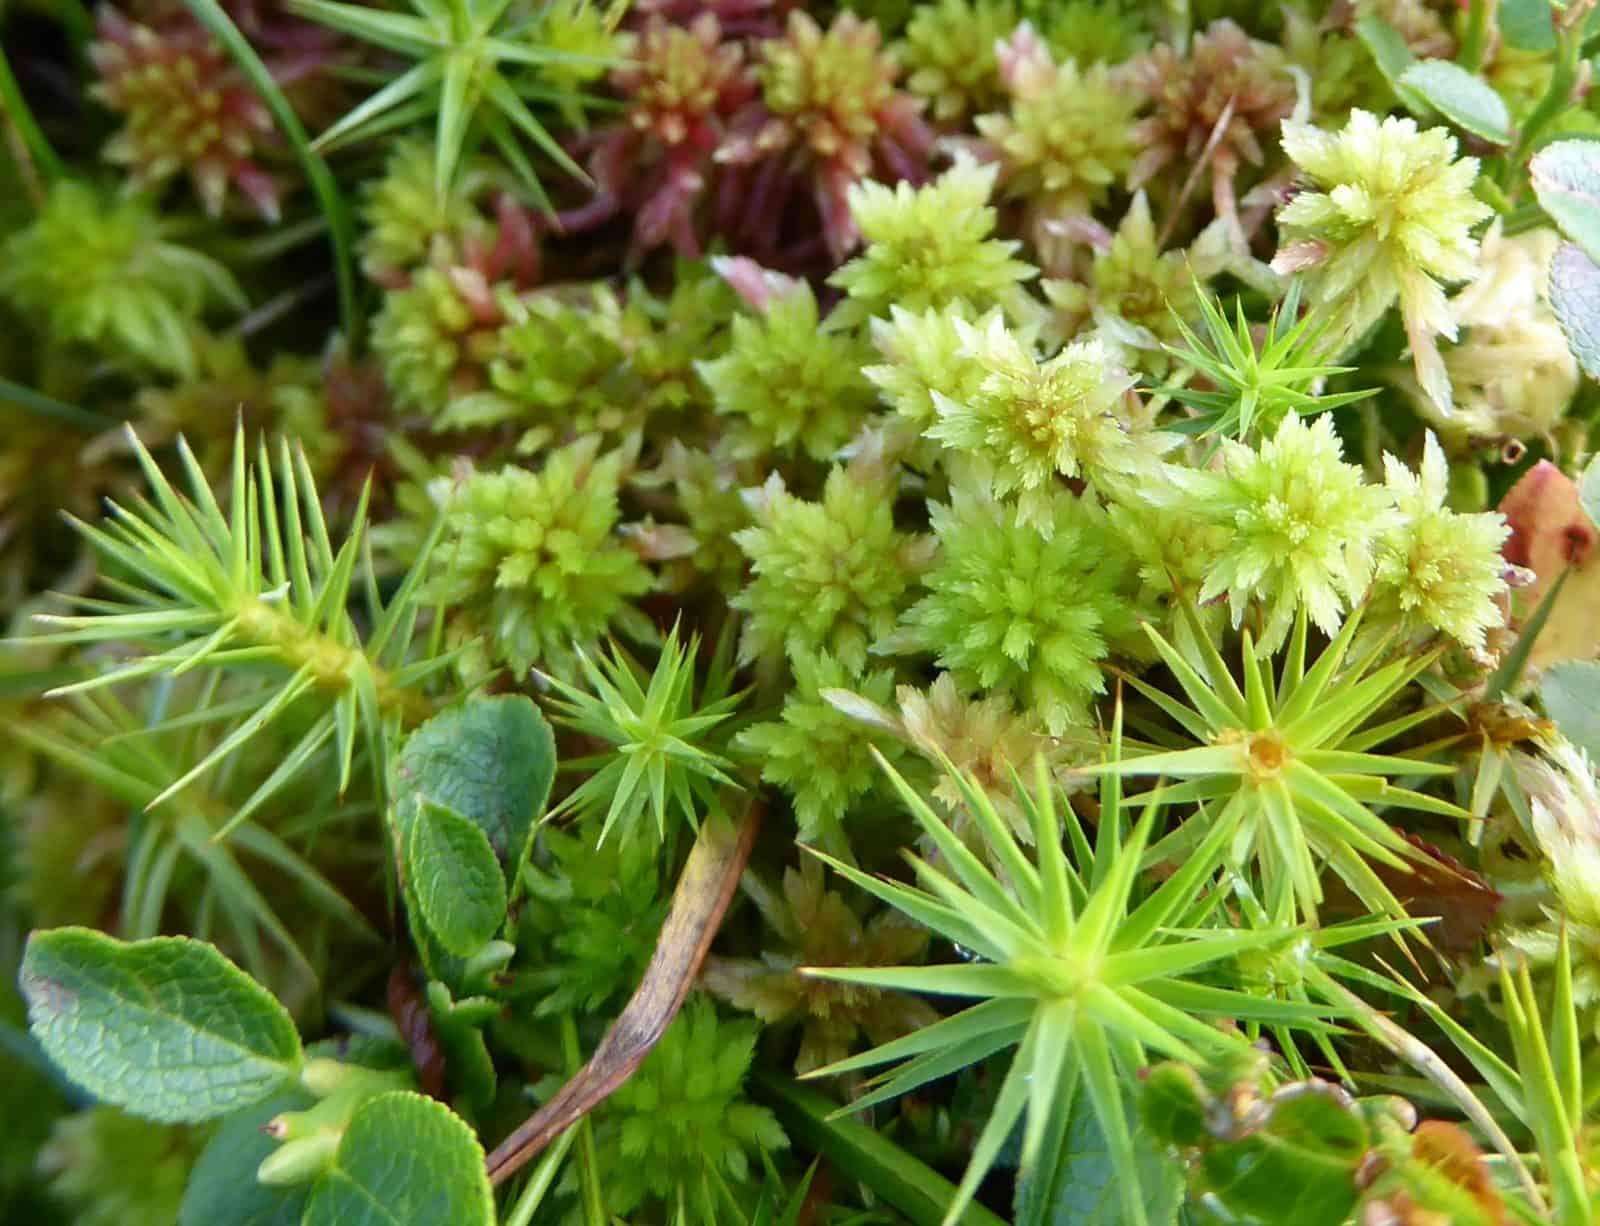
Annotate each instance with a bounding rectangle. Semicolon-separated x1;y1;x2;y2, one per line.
924;315;1158;526
732;461;930;672
1274;109;1494;413
703;857;938;1074
1094;603;1469;923
542;628;743;845
579;997;787;1223
736;650;905;849
31;427;443;826
898;486;1134;734
1183;412;1394;650
898;0;1015;121
0;182;244;376
827;155;1035;328
292;0;607;204
514;827;666;1016
422;439;654;676
698;282;878;462
12;683;376;989
1373;433;1511;650
804;742;1324;1226
1396;927;1595;1226
1162;282;1377;439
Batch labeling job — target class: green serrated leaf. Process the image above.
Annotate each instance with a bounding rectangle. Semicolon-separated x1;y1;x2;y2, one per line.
1353;15;1428;112
180;1088;316;1226
301;1091;495;1226
1195;1087;1368;1226
406;801;509;956
20;929;302;1123
395;695;556;868
1532;142;1600;266
1016;1085;1185;1226
1549;241;1600;379
1542;660;1600;756
1398;60;1511;144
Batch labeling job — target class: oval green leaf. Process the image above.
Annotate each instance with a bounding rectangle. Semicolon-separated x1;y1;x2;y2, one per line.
1542;660;1600;757
406;800;509;956
302;1091;494;1226
180;1088;315;1226
1549;241;1600;379
395;695;556;869
20;929;302;1123
1532;141;1600;266
1398;61;1511;144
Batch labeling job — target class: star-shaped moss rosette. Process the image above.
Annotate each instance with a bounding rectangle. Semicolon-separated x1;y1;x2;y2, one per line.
291;0;608;204
541;626;744;846
1092;602;1469;925
801;735;1330;1226
1161;281;1377;441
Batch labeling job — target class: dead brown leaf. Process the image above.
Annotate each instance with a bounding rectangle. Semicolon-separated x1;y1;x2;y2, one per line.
1498;460;1600;670
484;801;763;1185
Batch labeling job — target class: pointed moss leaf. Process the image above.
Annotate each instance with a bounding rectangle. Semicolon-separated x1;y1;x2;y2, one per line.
1549;241;1600;379
1532;142;1600;265
302;1091;495;1226
1542;661;1600;756
1195;1086;1368;1226
1016;1088;1184;1225
1398;61;1511;144
1499;0;1556;51
395;695;556;870
180;1088;315;1226
19;929;302;1123
406;801;509;956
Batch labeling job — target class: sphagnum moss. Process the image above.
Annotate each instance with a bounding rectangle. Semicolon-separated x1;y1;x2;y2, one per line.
5;3;1600;1223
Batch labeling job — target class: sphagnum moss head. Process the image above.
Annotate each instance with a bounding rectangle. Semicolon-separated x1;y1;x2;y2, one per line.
1272;109;1494;414
801;735;1328;1226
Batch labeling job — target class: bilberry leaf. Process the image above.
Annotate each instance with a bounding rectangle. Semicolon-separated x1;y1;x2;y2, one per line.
1550;241;1600;379
302;1091;494;1226
1542;660;1600;756
20;929;301;1123
1398;61;1511;144
406;801;508;957
1532;142;1600;267
394;694;555;871
180;1088;315;1226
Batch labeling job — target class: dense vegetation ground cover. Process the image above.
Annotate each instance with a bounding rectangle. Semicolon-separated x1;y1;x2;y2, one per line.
4;0;1600;1222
